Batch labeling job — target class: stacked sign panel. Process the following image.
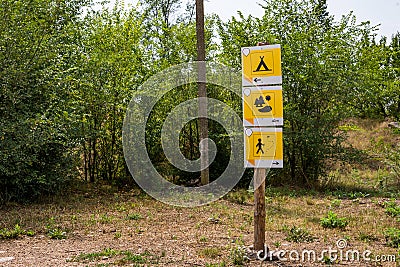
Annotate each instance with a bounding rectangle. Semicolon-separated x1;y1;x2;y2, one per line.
242;45;283;168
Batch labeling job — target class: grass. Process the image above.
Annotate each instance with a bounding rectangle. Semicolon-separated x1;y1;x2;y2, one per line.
199;247;222;259
69;248;157;265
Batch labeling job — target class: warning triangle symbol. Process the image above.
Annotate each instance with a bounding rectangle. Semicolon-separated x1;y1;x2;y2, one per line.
254;56;271;72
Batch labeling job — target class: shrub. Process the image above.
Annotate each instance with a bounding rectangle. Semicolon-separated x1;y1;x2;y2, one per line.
320;211;348;229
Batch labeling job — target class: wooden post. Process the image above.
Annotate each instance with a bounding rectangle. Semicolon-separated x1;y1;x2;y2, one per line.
196;0;209;185
253;41;270;254
254;168;266;252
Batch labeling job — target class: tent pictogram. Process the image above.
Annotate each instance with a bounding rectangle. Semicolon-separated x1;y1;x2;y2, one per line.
254;56;271;72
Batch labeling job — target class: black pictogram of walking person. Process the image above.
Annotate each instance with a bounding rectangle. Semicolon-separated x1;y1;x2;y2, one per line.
256;138;264;154
254;56;271;72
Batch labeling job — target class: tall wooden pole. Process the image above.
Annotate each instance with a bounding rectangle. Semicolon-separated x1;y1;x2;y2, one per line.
253;42;269;254
196;0;209;185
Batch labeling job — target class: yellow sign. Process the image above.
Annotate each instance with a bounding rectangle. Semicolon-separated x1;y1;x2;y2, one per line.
244;128;283;168
242;45;282;86
243;86;283;127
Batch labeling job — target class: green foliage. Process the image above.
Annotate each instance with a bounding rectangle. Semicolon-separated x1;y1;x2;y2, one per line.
229;245;247;266
0;0;90;203
126;213;142;220
284;225;316;243
46;217;67;239
320;211;348;229
384;200;400;218
0;224;34;239
70;248;156;265
384;228;400;248
199;247;221;259
218;0;375;186
1;0;400;201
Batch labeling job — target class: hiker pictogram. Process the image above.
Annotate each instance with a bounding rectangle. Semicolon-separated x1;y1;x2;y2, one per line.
254;56;271;72
256;138;264;154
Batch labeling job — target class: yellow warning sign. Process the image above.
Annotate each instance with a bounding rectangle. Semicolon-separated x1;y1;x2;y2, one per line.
243;86;283;127
244;128;283;168
242;45;282;86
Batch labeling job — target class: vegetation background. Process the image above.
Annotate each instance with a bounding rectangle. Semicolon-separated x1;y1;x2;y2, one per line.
1;0;399;202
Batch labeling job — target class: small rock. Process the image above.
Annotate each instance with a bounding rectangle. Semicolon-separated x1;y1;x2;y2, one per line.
0;257;14;263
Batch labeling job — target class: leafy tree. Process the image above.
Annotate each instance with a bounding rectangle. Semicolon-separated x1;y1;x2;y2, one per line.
218;0;379;186
69;4;147;184
0;0;90;202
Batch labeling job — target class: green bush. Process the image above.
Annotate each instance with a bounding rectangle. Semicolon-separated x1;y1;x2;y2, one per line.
384;200;400;218
0;0;87;203
320;211;348;229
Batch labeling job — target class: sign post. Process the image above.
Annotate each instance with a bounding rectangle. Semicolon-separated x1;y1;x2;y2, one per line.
241;43;283;255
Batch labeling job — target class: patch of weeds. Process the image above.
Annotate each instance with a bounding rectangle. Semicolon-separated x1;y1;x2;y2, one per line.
71;248;120;262
205;262;226;267
115;203;127;212
199;236;208;242
118;250;159;265
320;211;348;229
330;199;341;208
46;217;67;239
359;232;378;243
322;255;335;265
115;251;146;265
384;228;400;248
225;189;250;205
199;247;221;259
47;228;67;239
99;213;113;224
114;232;122;239
284;226;315;243
229;238;248;266
70;248;157;265
229;245;247;266
126;213;142;220
332;190;369;200
273;241;281;248
0;224;34;239
384;200;400;218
